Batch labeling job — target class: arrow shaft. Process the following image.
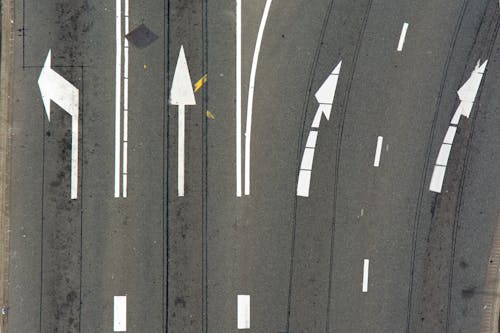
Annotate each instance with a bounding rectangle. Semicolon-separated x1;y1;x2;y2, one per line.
178;104;185;197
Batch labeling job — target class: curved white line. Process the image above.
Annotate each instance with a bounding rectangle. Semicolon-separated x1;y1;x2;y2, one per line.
244;0;273;195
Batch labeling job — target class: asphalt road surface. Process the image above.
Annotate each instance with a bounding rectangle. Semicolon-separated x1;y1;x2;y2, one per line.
5;0;500;332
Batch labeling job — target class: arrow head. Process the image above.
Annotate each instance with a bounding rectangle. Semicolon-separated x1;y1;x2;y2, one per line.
170;46;196;106
457;59;487;103
38;50;53;121
315;60;342;105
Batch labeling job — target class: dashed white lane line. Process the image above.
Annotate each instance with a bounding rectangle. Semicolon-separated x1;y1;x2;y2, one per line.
115;0;122;198
244;0;273;196
122;0;130;198
236;0;242;197
305;130;318;148
397;22;409;52
362;259;369;293
429;165;446;193
373;136;383;167
237;295;250;329
113;296;127;332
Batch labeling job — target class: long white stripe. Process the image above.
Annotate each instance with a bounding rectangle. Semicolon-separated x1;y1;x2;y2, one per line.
113;296;127;331
178;105;185;197
362;259;369;292
115;0;122;198
237;295;250;329
236;0;242;197
244;0;273;195
71;116;78;199
122;0;129;198
397;22;409;51
374;136;383;167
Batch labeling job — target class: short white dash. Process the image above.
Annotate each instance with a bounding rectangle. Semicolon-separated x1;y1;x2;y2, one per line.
436;143;452;166
373;136;383;167
237;295;250;329
305;131;318;148
113;296;127;332
297;170;312;197
443;126;457;144
362;259;369;292
429;165;446;193
300;147;315;171
360;208;364;216
397;22;409;52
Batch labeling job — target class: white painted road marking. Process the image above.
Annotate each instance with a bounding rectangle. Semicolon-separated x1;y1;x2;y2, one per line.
170;46;196;197
430;59;487;193
397;22;409;51
236;0;242;197
373;136;383;167
244;0;273;196
115;0;122;198
113;296;127;331
38;50;79;200
362;259;369;292
237;295;250;329
297;61;342;197
122;0;130;198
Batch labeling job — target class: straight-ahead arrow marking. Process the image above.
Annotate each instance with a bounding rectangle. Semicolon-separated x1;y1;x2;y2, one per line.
170;46;196;197
297;61;341;197
38;49;79;199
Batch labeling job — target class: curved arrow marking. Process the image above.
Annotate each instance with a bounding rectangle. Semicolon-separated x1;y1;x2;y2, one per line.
297;61;341;197
38;50;79;199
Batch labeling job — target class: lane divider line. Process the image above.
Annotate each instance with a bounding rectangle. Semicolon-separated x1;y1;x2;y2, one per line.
397;22;409;52
244;0;273;196
237;295;250;329
373;136;383;167
114;0;122;198
113;295;127;332
122;0;130;198
362;259;369;293
236;0;242;197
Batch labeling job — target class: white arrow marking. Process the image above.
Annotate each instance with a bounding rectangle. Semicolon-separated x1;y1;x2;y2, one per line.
38;50;79;199
297;61;341;197
451;59;487;125
430;59;487;193
170;46;196;197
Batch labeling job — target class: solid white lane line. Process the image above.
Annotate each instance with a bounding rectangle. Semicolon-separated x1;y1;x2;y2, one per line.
429;165;446;193
115;0;122;198
244;0;273;196
236;0;242;197
397;22;409;52
122;0;129;198
305;130;318;148
373;136;383;167
237;295;250;329
178;105;185;197
362;259;369;292
297;170;312;197
71;116;78;199
113;296;127;332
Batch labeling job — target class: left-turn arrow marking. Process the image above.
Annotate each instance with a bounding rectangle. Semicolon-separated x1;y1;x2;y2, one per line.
38;49;80;199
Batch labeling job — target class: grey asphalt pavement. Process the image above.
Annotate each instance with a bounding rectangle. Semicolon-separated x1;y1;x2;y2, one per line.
5;0;500;332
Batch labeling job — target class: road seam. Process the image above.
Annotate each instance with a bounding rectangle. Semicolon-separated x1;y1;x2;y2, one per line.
0;0;15;331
